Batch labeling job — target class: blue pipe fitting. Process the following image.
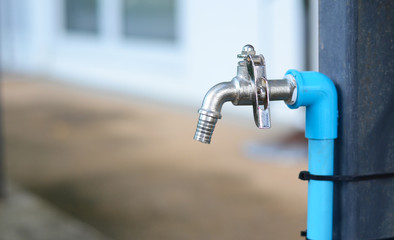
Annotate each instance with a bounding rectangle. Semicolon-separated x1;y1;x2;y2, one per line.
285;70;338;240
286;70;338;140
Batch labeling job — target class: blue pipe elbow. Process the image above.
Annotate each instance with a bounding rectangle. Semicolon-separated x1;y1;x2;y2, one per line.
286;70;338;140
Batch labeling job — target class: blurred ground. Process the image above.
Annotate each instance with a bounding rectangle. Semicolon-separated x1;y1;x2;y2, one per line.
1;75;308;240
0;184;110;240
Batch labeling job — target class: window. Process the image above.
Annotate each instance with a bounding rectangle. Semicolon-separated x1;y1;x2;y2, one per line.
64;0;98;34
123;0;176;42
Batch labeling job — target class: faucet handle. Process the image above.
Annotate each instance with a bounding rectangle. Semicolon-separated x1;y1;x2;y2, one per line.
247;54;271;129
237;44;256;58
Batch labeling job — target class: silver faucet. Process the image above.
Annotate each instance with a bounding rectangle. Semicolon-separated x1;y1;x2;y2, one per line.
193;44;297;144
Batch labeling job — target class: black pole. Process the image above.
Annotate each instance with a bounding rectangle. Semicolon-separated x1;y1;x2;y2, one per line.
319;1;394;239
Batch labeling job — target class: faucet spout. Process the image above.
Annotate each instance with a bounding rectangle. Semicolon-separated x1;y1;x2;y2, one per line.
193;81;239;144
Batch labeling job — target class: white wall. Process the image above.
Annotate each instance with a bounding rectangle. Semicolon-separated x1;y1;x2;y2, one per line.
1;0;309;128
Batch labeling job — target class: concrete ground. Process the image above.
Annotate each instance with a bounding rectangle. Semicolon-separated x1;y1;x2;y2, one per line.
1;75;308;240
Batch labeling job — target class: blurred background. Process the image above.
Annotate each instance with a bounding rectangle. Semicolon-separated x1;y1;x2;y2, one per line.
0;0;317;239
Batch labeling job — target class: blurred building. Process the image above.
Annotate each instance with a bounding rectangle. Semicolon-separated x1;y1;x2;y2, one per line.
0;0;317;126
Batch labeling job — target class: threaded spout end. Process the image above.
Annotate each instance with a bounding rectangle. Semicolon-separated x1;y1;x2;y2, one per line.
193;114;218;144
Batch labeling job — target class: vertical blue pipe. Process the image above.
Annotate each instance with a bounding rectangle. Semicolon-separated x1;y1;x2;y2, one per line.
286;70;338;240
308;139;334;240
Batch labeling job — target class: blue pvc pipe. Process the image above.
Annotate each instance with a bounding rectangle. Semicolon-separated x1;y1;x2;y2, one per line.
286;70;338;240
308;139;334;240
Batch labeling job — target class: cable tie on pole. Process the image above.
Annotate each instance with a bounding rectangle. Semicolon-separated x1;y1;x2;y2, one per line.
300;230;310;239
298;171;394;182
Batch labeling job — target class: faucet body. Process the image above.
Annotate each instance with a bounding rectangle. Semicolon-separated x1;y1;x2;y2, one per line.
194;53;297;144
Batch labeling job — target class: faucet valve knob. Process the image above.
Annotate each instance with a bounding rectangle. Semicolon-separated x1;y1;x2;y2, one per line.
237;44;256;59
246;54;271;129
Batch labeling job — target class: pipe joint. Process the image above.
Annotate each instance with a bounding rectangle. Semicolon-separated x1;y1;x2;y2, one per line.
286;70;338;140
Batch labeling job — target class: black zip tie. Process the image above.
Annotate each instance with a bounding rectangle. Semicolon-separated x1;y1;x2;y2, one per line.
301;229;393;240
300;230;307;237
299;171;394;182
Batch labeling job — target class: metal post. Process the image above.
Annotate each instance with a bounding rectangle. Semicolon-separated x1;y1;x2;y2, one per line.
319;1;394;239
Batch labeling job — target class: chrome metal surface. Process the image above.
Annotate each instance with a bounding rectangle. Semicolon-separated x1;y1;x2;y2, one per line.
237;44;256;58
268;76;297;104
193;62;255;144
247;54;271;129
284;74;297;105
193;44;298;144
193;114;218;144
